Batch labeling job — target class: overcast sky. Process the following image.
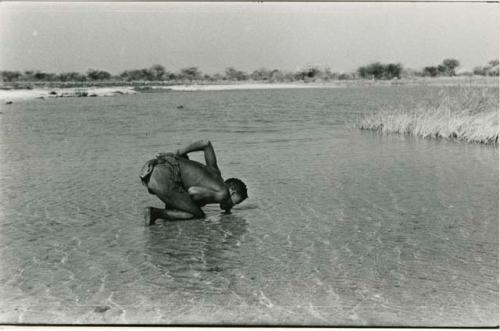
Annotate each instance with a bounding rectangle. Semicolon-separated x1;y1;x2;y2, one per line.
0;2;498;74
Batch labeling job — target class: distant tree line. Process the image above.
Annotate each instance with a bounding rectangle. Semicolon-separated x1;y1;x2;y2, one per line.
0;65;357;83
419;59;498;77
1;58;498;84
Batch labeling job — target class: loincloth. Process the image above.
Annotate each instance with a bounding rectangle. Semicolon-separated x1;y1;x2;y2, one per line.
140;153;183;194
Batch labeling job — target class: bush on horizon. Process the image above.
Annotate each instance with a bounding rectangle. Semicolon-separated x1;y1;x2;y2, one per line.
86;69;112;81
473;60;499;77
421;58;461;77
357;62;402;80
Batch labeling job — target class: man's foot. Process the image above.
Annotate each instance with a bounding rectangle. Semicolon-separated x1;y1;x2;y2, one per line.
144;207;156;226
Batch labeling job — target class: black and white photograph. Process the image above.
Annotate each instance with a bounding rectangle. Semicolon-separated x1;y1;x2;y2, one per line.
0;1;498;326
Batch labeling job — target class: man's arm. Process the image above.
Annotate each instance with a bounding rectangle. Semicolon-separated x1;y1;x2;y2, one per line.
188;186;228;203
156;152;189;160
177;140;219;170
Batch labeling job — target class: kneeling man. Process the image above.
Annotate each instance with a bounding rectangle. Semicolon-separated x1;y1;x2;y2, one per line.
140;140;248;225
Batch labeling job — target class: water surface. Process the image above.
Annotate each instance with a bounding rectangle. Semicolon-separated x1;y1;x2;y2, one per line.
0;86;498;325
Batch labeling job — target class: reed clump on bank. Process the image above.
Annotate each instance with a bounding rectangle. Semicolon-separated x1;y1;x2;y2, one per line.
359;86;499;145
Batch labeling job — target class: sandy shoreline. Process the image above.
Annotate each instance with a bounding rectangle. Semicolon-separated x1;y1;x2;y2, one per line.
1;77;497;102
167;82;340;91
0;83;341;102
0;86;138;102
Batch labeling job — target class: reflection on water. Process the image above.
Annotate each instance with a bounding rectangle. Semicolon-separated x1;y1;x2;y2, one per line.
231;203;259;211
143;214;248;293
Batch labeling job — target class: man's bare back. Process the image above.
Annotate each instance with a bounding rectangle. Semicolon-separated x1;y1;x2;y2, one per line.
141;140;248;225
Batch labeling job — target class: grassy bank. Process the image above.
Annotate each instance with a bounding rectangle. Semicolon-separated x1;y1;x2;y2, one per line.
359;86;499;145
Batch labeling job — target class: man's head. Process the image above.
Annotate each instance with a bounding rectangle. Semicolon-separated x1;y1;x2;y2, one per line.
220;177;248;211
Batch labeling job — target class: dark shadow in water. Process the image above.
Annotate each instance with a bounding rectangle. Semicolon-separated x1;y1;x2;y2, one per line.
143;214;248;291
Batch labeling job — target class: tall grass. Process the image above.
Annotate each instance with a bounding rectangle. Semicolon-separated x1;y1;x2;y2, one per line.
359;86;499;145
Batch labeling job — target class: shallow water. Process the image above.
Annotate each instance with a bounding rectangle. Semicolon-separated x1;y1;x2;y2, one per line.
0;86;498;325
